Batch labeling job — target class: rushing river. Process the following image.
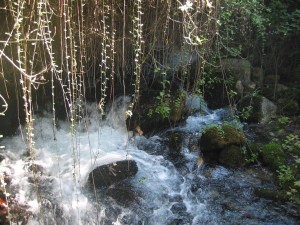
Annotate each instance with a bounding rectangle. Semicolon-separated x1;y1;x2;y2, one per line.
0;98;299;224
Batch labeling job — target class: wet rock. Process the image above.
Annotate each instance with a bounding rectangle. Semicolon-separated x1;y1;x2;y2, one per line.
244;167;275;184
0;155;5;163
199;125;246;163
218;145;247;168
28;163;44;175
88;160;138;188
188;136;200;152
200;125;246;152
168;194;183;202
166;132;184;156
170;202;187;216
254;188;289;201
106;187;137;207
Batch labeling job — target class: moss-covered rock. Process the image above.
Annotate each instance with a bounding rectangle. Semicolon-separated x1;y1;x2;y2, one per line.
254;188;289;201
200;125;246;153
199;125;246;164
218;145;247;168
260;143;287;171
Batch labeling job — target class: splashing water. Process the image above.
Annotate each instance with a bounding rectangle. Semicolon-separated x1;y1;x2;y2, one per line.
1;98;298;225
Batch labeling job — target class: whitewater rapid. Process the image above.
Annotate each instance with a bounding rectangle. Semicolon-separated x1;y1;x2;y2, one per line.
1;98;298;225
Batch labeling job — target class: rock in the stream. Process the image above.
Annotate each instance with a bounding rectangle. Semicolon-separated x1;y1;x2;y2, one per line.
200;126;245;153
254;188;289;201
218;145;247;168
166;131;184;156
199;125;246;167
0;155;5;163
88;160;138;188
106;187;137;207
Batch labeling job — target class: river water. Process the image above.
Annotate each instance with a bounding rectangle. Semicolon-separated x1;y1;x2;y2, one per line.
0;98;299;224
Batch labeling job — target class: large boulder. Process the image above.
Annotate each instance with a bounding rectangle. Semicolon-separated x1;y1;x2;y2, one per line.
199;125;246;166
221;58;252;87
218;145;247;168
260;97;277;123
238;96;277;124
87;160;138;188
200;125;246;153
252;67;264;88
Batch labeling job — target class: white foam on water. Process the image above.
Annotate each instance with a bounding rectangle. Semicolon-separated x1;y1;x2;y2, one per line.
0;98;193;224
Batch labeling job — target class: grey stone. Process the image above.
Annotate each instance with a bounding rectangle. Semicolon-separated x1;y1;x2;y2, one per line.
221;59;251;87
260;97;277;124
252;67;264;87
88;160;138;188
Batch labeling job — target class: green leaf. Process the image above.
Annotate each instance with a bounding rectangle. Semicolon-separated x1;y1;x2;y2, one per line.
294;180;300;187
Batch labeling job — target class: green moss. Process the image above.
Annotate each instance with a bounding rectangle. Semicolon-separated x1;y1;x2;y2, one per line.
200;125;246;162
260;143;287;171
218;145;247;168
205;125;246;145
254;188;289;201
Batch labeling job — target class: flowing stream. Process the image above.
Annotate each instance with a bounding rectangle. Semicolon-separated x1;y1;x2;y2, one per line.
0;98;299;225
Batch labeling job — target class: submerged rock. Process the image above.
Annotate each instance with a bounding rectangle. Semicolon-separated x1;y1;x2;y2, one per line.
166;131;184;156
88;160;138;188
